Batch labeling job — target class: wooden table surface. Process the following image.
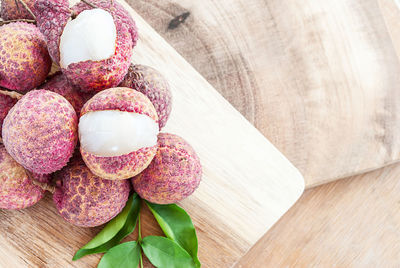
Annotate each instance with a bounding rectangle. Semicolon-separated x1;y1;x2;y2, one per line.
127;0;400;266
129;0;400;188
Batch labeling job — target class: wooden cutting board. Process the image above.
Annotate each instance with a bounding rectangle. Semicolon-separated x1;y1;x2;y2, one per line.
0;1;304;267
128;0;400;188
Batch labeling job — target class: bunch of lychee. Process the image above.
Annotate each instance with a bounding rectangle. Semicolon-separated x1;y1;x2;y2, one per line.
0;0;201;228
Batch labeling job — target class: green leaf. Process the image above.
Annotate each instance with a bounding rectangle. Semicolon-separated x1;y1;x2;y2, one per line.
73;193;141;260
146;201;200;267
141;236;196;268
97;241;141;268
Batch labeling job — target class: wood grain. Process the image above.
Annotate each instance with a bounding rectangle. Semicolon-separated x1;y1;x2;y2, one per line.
234;2;400;266
128;0;400;188
236;162;400;267
0;0;304;267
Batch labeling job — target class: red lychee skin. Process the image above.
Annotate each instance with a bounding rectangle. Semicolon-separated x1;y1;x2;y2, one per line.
132;133;202;204
53;157;130;227
1;0;36;20
80;87;158;180
34;0;71;64
119;64;172;129
2;90;78;174
38;72;92;117
0;92;18;135
0;144;45;210
61;0;138;92
0;23;51;92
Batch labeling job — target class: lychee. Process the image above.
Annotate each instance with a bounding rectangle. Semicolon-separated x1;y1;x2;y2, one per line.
0;22;51;92
0;90;19;136
53;156;131;227
0;144;45;210
132;133;202;204
2;90;78;174
35;0;138;92
38;72;92;116
119;64;172;129
0;0;35;20
79;87;159;180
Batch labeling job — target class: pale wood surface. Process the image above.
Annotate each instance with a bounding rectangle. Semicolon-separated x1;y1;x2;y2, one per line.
236;162;400;267
234;1;400;266
0;0;304;267
128;0;400;188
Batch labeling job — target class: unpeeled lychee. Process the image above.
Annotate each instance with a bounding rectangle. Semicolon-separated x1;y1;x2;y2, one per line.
0;0;35;20
132;133;202;204
38;72;92;116
119;64;172;129
2;90;78;174
0;22;51;92
79;87;159;180
0;91;19;136
53;157;130;227
0;144;45;210
35;0;138;92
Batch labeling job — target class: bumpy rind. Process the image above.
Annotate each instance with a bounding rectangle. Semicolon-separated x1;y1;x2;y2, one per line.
80;87;158;180
0;92;18;136
34;0;71;64
2;90;78;174
53;157;130;227
0;22;51;92
1;0;36;20
60;0;138;92
39;72;92;116
119;64;172;129
132;133;202;204
0;144;45;210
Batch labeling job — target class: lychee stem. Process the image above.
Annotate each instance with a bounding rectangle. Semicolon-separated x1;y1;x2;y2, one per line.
0;89;23;100
0;19;36;25
81;0;97;8
26;170;56;194
17;0;36;20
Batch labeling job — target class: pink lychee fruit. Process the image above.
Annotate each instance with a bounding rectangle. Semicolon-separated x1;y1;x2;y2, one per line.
34;0;138;92
2;90;78;174
79;87;159;180
53;156;131;227
0;144;45;210
0;0;35;20
0;22;51;92
132;133;202;204
119;64;172;129
38;72;92;116
0;91;19;136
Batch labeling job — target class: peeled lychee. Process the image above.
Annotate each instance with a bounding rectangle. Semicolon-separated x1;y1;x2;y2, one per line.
132;133;202;204
119;64;172;129
38;72;92;116
53;156;130;227
2;90;78;174
0;144;45;210
0;91;19;136
0;22;51;92
79;87;159;180
35;0;138;92
0;0;35;20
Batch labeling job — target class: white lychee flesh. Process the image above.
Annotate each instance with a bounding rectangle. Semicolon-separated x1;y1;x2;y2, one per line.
79;110;159;157
59;8;117;68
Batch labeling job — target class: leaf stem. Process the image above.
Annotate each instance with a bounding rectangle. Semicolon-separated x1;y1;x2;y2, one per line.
137;213;142;242
0;19;36;25
18;0;36;20
139;251;143;268
81;0;97;8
